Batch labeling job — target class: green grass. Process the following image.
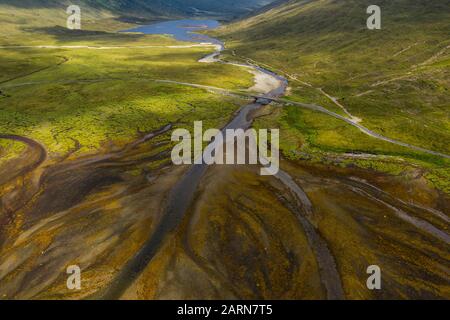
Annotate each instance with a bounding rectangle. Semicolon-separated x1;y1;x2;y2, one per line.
0;44;253;156
0;8;254;159
0;140;26;166
254;105;450;193
216;0;450;193
1;0;449;194
1;81;247;154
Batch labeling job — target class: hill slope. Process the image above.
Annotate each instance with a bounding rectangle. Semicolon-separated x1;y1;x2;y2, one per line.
0;0;278;41
0;0;276;18
215;0;450;192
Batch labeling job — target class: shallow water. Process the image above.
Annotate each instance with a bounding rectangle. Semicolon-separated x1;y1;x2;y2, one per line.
123;19;224;47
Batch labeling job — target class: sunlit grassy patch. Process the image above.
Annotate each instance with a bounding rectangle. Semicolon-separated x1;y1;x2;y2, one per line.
0;139;26;165
0;32;254;156
254;105;450;193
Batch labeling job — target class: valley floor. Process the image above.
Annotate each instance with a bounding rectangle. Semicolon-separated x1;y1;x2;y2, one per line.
0;13;449;300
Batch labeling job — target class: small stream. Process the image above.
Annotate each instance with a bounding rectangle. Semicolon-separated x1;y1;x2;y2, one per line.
103;19;347;299
0;20;448;301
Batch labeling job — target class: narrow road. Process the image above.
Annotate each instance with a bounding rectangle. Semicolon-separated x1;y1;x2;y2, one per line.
4;79;448;160
275;99;450;159
100;40;347;299
4;39;446;300
2;44;447;159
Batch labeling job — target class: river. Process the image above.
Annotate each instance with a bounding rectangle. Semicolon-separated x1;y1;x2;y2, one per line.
100;19;450;301
100;19;352;300
0;20;448;300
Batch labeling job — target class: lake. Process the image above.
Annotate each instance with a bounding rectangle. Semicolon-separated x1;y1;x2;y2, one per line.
123;19;223;47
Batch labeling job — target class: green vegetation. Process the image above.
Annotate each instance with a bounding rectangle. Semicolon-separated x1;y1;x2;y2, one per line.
0;140;26;166
255;104;450;192
0;0;276;27
217;0;450;193
0;6;254;159
1;0;448;193
0;43;253;155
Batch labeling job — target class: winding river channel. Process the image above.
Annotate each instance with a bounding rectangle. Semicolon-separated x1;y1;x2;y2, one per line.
0;20;448;300
103;19;338;299
102;19;346;300
101;20;449;300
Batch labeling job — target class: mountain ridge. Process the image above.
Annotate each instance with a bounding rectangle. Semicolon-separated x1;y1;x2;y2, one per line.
0;0;277;18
